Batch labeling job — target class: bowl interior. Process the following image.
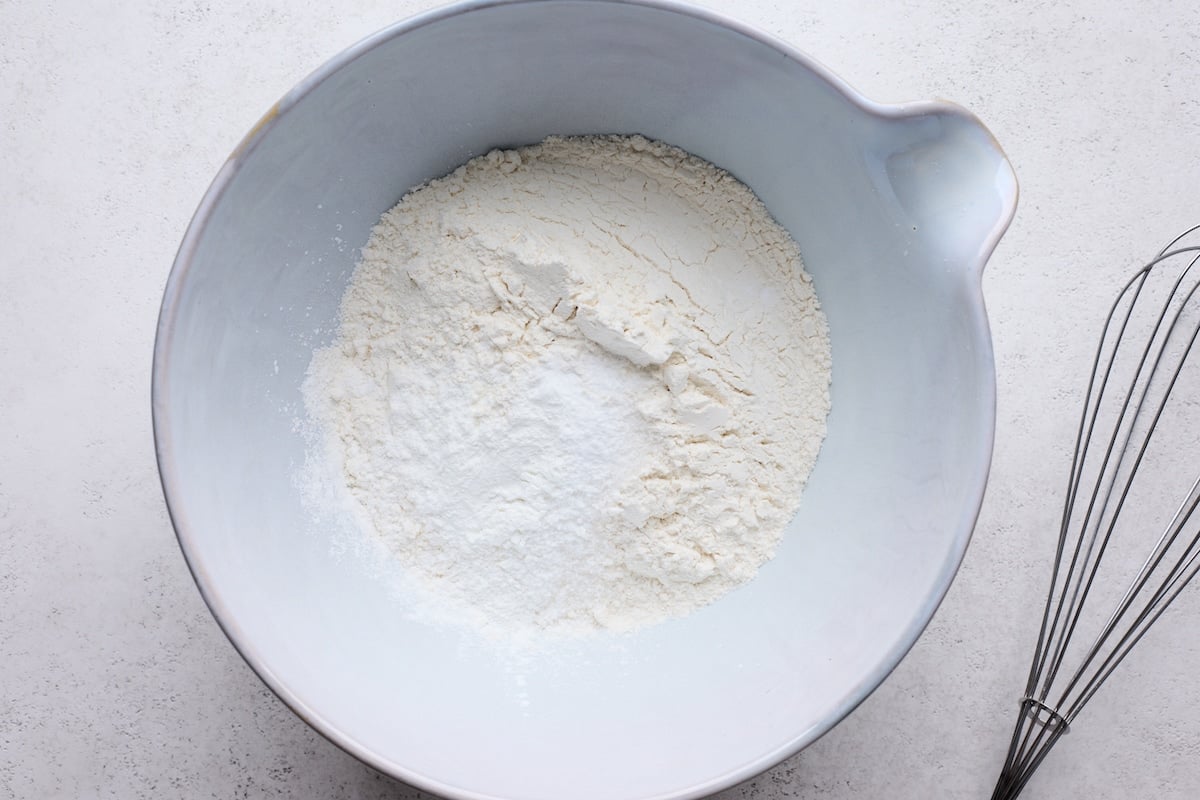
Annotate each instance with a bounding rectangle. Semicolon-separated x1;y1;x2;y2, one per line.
155;3;1008;798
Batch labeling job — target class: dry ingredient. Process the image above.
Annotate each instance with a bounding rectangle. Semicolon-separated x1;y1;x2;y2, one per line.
302;135;831;636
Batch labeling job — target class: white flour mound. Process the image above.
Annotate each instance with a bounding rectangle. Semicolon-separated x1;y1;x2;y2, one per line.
303;135;831;636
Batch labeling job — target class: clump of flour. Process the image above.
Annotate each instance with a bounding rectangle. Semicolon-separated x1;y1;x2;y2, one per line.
302;135;831;636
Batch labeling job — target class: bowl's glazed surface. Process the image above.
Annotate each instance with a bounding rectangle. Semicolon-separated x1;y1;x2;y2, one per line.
153;2;1017;798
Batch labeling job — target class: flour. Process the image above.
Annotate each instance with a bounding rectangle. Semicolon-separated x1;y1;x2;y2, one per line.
302;135;831;636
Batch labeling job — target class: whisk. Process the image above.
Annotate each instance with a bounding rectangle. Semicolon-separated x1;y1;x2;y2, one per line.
991;226;1200;800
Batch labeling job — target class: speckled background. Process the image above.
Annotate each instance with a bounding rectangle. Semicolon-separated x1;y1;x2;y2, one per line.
3;0;1200;797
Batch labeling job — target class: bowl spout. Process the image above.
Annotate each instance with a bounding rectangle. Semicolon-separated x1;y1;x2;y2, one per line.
878;104;1018;273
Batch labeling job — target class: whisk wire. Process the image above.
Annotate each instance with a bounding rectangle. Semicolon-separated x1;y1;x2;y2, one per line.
1035;268;1156;701
1048;259;1200;713
1020;311;1121;701
991;230;1200;800
1078;275;1200;663
1069;474;1200;720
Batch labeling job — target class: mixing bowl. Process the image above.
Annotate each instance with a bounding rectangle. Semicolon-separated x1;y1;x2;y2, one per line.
153;1;1018;798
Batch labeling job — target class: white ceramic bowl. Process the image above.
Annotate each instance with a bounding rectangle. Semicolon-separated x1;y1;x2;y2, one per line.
153;2;1017;798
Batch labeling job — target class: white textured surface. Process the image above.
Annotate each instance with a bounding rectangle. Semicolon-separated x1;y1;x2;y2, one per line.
2;0;1199;797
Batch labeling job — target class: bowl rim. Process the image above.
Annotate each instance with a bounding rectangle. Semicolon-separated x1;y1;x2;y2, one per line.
152;1;1017;798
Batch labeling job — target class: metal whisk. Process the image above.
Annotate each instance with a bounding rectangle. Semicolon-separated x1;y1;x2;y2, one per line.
991;226;1200;800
